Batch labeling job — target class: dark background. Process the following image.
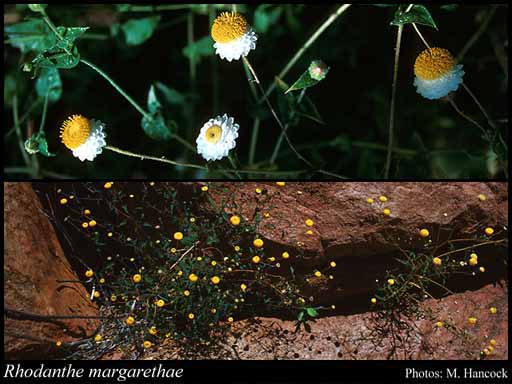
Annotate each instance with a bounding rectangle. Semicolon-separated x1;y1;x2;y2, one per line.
3;3;509;179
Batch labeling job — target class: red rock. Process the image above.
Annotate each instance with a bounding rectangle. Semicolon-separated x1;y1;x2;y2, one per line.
3;182;100;359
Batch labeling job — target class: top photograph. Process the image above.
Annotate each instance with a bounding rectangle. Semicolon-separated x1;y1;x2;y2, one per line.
3;3;508;180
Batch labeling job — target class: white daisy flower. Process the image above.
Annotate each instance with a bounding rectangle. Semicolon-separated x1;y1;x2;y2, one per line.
413;47;464;100
196;114;239;161
60;114;106;161
211;12;257;62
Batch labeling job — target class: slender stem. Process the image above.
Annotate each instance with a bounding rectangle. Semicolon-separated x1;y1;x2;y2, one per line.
209;5;220;114
38;89;49;134
270;88;306;164
261;4;351;101
243;57;312;167
105;145;206;170
248;118;260;165
13;95;31;167
228;155;242;180
170;133;195;152
119;4;194;12
461;83;497;130
457;5;498;62
412;23;430;49
448;98;489;140
80;59;152;121
385;24;404;179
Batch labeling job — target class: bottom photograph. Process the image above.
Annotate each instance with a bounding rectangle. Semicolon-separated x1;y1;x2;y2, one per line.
3;181;508;363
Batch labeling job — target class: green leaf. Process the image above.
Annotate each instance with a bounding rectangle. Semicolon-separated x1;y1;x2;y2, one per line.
306;307;318;317
254;5;283;34
285;60;329;94
182;36;214;64
155;82;186;105
121;16;160;46
55;26;89;51
147;85;162;114
297;311;305;322
141;113;172;141
440;4;458;11
391;5;438;29
24;131;55;157
35;67;62;102
5;18;55;53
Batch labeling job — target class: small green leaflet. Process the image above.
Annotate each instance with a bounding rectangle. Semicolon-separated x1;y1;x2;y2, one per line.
391;5;438;30
306;307;318;317
140;85;172;141
35;67;62;103
182;36;214;65
285;60;329;94
121;16;161;46
24;131;55;157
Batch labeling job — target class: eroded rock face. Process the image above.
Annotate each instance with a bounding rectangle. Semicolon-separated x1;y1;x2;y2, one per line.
3;182;99;359
142;282;508;360
206;182;508;308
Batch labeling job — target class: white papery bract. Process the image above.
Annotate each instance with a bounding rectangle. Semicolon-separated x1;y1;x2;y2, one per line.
72;120;107;161
196;114;239;162
214;29;257;62
414;64;465;100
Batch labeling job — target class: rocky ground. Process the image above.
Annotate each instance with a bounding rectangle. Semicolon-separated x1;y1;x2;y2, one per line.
3;181;508;360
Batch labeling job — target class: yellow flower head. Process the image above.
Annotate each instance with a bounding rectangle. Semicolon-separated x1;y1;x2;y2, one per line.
82;222;89;228
126;316;135;325
371;297;377;304
314;271;322;278
211;12;248;43
255;188;262;194
201;185;209;192
230;215;241;226
478;194;486;201
436;321;444;328
276;181;286;187
189;273;198;282
387;278;395;286
143;340;152;349
367;198;374;204
489;307;497;314
149;326;157;335
94;334;102;342
156;299;165;307
93;291;100;298
110;295;117;302
252;255;261;264
227;316;234;323
188;313;195;320
414;48;455;80
469;258;478;266
104;182;112;189
240;283;247;291
432;257;442;266
282;252;290;259
489;339;496;346
330;261;336;268
85;269;94;278
468;317;477;325
383;208;391;216
183;290;190;296
60;114;91;150
89;220;97;227
173;232;184;240
379;195;388;202
484;227;494;236
55;340;62;347
84;209;91;215
60;198;68;205
305;219;314;227
211;276;220;285
132;274;142;283
253;238;264;248
419;229;430;238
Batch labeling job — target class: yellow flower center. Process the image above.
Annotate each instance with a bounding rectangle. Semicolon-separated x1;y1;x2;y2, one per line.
211;12;248;43
414;47;455;80
60;114;91;149
204;125;223;144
